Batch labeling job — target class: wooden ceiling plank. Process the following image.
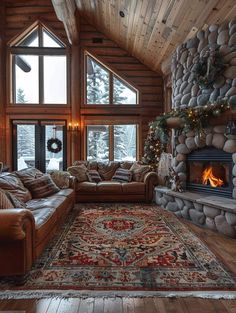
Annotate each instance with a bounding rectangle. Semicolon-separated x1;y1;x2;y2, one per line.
52;0;78;44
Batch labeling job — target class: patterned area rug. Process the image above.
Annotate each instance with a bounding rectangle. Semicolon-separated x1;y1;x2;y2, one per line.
1;204;236;294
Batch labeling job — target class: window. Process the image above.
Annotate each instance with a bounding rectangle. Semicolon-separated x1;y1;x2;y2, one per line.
86;55;138;105
10;23;67;105
86;124;137;161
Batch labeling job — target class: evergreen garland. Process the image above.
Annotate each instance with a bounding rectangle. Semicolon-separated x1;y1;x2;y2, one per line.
142;99;230;168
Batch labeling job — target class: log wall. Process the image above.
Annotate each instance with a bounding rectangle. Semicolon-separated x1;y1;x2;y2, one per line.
0;0;164;166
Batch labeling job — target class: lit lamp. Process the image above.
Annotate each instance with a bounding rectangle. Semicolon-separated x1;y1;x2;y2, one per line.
68;122;79;132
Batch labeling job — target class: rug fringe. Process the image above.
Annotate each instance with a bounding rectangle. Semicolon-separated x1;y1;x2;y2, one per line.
1;290;236;300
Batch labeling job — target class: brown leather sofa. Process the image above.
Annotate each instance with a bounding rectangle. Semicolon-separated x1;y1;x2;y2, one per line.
71;161;158;203
0;172;75;280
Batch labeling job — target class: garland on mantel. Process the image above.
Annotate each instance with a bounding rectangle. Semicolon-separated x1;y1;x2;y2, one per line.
142;99;230;169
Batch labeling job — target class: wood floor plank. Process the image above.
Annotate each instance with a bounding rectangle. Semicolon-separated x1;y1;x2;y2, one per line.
221;300;236;313
93;298;104;313
0;299;36;313
153;298;168;313
122;298;134;313
36;299;52;313
78;298;94;313
56;298;81;313
46;298;61;313
143;297;157;312
133;298;145;312
104;298;123;313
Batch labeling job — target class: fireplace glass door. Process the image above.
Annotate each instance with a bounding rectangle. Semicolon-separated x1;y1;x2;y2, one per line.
187;147;233;198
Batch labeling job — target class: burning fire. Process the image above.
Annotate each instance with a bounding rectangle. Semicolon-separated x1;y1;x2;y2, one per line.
202;166;224;188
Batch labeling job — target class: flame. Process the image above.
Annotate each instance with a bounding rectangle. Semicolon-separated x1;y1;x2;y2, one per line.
202;166;224;187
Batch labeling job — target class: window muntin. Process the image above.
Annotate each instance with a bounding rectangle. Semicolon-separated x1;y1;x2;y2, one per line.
86;124;137;161
11;24;67;105
86;55;138;105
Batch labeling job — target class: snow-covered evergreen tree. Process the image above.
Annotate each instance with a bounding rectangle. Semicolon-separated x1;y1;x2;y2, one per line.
17;88;27;103
87;58;109;104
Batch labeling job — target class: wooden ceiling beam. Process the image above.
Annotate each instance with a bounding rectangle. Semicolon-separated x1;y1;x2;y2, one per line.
51;0;78;45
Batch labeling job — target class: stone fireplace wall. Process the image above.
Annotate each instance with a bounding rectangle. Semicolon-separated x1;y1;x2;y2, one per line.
172;18;236;109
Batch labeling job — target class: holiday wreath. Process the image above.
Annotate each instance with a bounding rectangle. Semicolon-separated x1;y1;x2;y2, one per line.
47;138;62;154
193;49;225;89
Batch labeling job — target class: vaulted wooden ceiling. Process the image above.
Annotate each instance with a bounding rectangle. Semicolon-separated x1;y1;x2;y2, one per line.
56;0;236;74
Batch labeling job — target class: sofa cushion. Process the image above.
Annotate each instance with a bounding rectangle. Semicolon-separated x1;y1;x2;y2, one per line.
67;164;88;183
32;207;57;245
87;170;102;183
112;168;132;183
15;167;44;187
97;181;122;193
98;161;120;180
122;182;145;194
130;162;151;182
48;170;71;189
0;173;32;202
26;175;60;199
26;196;66;211
76;182;97;192
0;188;14;209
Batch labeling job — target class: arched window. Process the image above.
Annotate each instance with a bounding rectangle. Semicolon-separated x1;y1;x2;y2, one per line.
9;22;68;105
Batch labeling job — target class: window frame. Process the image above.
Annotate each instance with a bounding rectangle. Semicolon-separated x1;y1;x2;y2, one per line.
84;52;139;106
8;22;70;106
85;122;139;162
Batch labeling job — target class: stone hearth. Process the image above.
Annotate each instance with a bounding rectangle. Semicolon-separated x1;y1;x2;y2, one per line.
155;187;236;238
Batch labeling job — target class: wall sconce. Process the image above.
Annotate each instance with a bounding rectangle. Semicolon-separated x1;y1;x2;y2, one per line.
68;122;79;132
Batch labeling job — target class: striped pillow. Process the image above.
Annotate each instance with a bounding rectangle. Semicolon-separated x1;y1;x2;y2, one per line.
26;175;60;199
0;188;14;209
112;168;132;183
87;170;102;183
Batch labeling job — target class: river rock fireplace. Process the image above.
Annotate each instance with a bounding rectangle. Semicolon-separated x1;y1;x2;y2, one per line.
187;147;233;198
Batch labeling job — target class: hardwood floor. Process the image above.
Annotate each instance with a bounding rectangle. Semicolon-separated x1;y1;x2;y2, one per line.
0;218;236;313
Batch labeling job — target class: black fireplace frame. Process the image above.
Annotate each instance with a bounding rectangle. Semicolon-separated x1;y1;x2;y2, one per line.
186;147;233;198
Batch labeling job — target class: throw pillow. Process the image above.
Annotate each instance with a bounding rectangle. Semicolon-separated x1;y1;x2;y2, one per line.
120;161;133;170
98;161;120;180
0;188;14;209
130;162;150;182
26;174;60;199
67;164;88;183
15;167;44;187
112;168;132;183
49;170;71;189
5;191;26;208
0;173;32;202
87;170;102;183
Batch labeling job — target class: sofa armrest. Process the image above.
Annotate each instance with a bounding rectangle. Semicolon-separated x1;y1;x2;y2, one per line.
143;172;158;203
0;209;35;241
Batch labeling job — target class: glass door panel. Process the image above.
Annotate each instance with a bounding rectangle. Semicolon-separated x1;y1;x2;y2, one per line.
16;124;36;170
45;124;64;171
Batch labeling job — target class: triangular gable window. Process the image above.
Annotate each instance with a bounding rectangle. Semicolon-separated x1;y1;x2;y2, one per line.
86;54;138;105
13;24;65;48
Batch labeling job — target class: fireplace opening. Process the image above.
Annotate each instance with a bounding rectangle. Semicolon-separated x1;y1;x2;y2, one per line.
187;147;233;198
